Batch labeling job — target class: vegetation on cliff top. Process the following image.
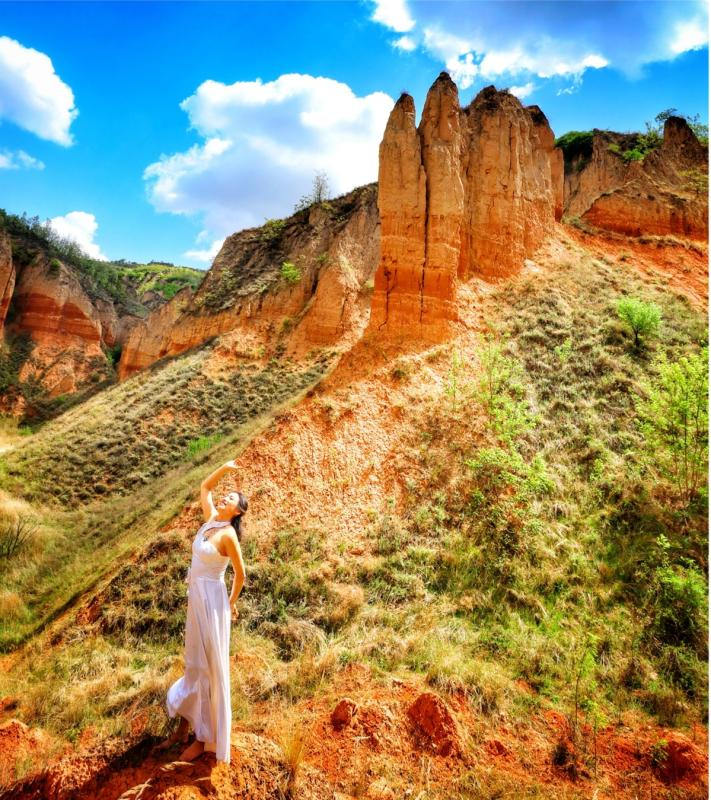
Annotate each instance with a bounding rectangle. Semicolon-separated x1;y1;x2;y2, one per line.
0;209;204;313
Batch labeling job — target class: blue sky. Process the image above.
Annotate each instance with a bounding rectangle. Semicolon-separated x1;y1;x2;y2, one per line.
0;1;707;268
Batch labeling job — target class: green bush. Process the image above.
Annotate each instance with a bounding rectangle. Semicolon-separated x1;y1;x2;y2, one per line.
636;348;708;502
651;562;707;652
281;261;301;284
616;297;661;348
554;130;594;166
260;218;286;242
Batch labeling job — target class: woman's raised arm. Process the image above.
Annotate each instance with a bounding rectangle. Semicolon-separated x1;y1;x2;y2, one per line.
200;460;239;521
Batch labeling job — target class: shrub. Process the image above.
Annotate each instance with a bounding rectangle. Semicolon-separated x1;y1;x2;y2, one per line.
293;171;330;213
636;348;708;502
260;218;286;242
0;512;39;559
554;131;594;166
650;562;707;652
616;297;661;348
281;261;301;284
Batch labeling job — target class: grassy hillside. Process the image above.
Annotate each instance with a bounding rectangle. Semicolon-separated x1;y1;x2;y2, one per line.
0;234;706;793
0;338;334;651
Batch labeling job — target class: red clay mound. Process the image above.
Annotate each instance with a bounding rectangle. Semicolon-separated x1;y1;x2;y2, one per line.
407;691;462;757
653;731;706;785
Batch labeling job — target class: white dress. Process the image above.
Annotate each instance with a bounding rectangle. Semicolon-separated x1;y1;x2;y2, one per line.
167;518;233;763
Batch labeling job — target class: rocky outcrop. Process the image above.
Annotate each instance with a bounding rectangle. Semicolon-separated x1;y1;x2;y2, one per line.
367;75;560;341
460;91;559;280
0;232;15;334
0;252;148;407
118;185;379;379
563;117;708;239
5;255;130;398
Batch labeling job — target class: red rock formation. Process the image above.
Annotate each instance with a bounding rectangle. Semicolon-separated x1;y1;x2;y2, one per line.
407;692;462;757
119;185;379;379
2;254;143;402
366;92;429;339
368;76;560;341
563;117;708;240
0;232;14;334
460;91;558;279
418;73;463;331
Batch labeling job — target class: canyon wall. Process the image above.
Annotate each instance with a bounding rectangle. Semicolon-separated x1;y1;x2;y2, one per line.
4;254;142;401
367;74;560;342
564;117;708;240
118;185;379;379
0;232;15;334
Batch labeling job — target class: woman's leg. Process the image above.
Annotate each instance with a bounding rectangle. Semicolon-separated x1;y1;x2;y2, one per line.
156;715;190;751
179;738;205;761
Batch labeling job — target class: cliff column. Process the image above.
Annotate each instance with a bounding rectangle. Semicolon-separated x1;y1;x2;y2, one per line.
366;92;428;338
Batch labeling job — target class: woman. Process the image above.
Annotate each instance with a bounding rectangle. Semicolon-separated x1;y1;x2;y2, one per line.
160;459;248;763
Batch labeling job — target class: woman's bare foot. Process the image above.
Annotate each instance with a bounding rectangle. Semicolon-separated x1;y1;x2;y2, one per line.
156;718;189;752
179;739;205;762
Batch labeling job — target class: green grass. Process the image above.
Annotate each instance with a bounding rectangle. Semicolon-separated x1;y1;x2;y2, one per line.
0;340;334;651
0;238;706;755
1;340;331;505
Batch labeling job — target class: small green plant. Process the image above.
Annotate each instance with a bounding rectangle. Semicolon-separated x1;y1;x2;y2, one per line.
260;218;286;242
185;432;223;460
476;334;532;444
616;297;661;348
636;348;708;502
48;258;61;276
650;739;669;769
281;261;301;284
444;349;467;411
554;338;572;362
0;513;39;559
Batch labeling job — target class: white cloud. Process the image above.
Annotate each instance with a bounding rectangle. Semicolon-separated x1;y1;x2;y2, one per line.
0;149;44;170
509;82;536;100
669;18;708;55
0;36;77;146
422;26;609;90
49;211;106;260
184;233;225;263
393;35;416;52
370;2;708;91
144;73;393;239
371;0;414;33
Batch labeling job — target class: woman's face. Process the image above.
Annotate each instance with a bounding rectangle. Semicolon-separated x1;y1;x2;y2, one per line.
218;491;242;515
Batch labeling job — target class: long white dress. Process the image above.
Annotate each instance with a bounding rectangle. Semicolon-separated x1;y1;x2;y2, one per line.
167;518;233;763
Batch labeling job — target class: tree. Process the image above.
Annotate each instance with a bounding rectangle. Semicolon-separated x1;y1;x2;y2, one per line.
636;348;708;503
294;171;330;212
616;297;661;349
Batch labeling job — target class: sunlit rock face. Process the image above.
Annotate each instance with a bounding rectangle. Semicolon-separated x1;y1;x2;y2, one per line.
118;185;380;380
563;117;708;240
0;232;15;334
368;75;560;342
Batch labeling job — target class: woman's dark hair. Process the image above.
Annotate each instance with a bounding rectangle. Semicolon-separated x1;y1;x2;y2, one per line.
230;492;248;542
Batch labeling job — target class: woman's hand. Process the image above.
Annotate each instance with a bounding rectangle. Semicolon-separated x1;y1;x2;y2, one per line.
230;598;239;620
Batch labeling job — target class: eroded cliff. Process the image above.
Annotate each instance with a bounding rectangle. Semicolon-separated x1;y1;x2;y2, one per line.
118;185;379;379
562;117;708;239
367;74;560;342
